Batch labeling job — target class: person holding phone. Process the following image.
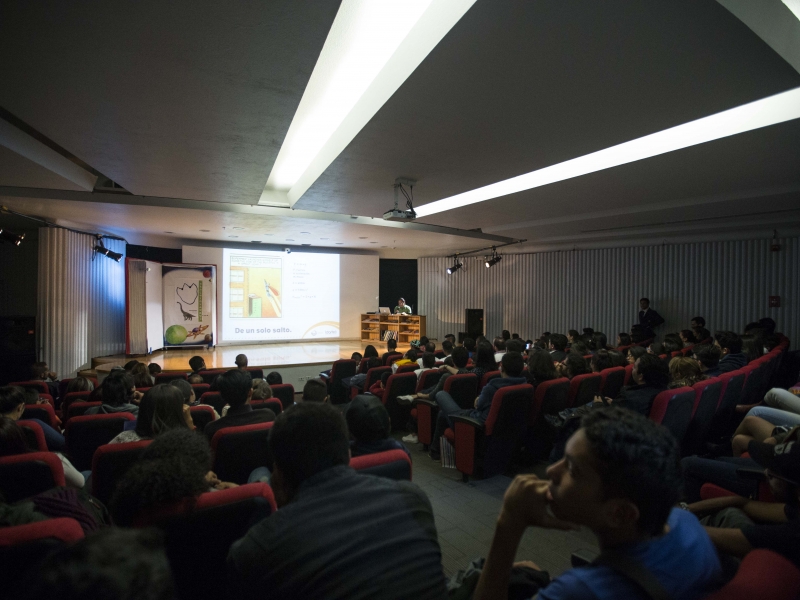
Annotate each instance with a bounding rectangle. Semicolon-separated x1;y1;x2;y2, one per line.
394;298;412;315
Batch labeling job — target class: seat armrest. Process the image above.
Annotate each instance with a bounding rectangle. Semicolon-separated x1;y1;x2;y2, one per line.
412;399;438;409
451;415;484;431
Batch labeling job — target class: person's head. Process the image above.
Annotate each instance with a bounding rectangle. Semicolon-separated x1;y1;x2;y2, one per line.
501;330;511;341
694;327;711;343
498;351;524;378
351;351;363;363
563;354;590;379
387;338;398;352
648;341;665;356
451;346;470;369
758;317;777;335
511;333;520;340
0;415;31;456
130;362;152;388
690;316;705;330
549;333;568;352
404;348;418;362
148;385;190;437
493;337;505;352
528;350;558;382
441;340;453;355
639;298;650;310
217;369;252;409
20;528;175;600
662;337;683;354
302;378;328;402
463;337;476;353
607;350;627;368
679;329;697;344
148;363;163;377
269;402;350;506
363;345;378;359
505;339;526;354
346;395;391;444
421;352;436;369
714;331;743;355
266;371;283;385
397;298;405;308
187;373;203;384
65;376;94;394
547;407;681;538
251;379;273;400
424;341;435;354
741;334;764;362
473;342;497;370
121;360;139;372
445;334;456;344
23;388;41;405
629;324;645;343
591;350;613;373
616;333;631;347
591;332;608;352
570;341;589;356
568;329;580;342
169;379;195;405
419;336;429;347
235;354;248;369
692;344;721;372
747;428;800;505
582;328;594;336
626;345;646;365
102;371;134;407
365;357;382;372
669;357;703;385
380;371;392;388
632;354;670;388
188;356;206;372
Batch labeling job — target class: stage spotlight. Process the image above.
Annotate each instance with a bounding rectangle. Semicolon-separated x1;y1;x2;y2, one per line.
446;259;462;275
94;245;123;262
0;229;25;246
485;248;502;268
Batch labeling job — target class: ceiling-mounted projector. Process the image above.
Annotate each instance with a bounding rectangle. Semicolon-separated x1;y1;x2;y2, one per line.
383;177;417;222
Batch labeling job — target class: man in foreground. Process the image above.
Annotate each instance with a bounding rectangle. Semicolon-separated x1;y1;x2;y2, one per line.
474;407;721;600
227;402;446;600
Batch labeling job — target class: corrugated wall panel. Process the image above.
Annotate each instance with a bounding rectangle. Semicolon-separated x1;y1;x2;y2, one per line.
419;238;798;344
38;229;125;377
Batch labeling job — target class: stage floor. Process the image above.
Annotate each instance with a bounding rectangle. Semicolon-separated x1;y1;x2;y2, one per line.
94;340;402;374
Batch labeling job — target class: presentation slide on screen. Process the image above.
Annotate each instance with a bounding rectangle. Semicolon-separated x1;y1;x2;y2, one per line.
221;248;340;342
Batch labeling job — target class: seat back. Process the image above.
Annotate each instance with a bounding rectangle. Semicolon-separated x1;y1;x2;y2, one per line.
66;401;102;421
190;383;211;396
245;367;264;379
142;483;276;600
567;373;602;408
351;449;412;480
199;369;226;385
189;404;217;432
328;359;357;404
199;392;226;414
396;363;419;374
270;383;295;410
600;367;626;399
211;422;273;484
416;369;443;393
17;420;48;451
37;394;55;408
363;366;392;392
250;399;282;414
155;372;188;384
649;387;695;445
21;403;58;428
65;413;135;471
10;381;49;394
91;440;153;507
62;391;92;418
703;549;800;600
443;373;479;409
529;377;569;425
716;370;746;421
0;452;65;502
740;363;766;406
624;363;634;386
383;352;403;366
479;370;501;390
382;372;418;431
682;378;723;456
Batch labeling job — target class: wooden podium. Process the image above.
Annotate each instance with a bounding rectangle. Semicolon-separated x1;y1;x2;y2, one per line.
361;313;426;344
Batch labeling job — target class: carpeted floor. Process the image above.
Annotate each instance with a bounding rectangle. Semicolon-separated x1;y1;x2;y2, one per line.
401;434;600;579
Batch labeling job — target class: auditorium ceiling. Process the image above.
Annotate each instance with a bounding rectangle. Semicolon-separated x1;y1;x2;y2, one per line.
1;0;799;257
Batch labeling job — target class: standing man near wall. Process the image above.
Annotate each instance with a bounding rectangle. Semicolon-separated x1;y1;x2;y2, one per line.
638;297;665;339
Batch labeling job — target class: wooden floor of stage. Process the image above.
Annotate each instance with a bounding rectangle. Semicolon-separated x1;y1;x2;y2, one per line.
93;340;406;373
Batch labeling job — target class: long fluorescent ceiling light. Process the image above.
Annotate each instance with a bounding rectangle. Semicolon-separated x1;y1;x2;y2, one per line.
415;86;800;218
262;0;476;207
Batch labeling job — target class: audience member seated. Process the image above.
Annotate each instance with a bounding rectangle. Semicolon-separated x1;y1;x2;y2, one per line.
0;416;85;489
463;337;476;358
472;407;722;600
662;335;684;355
681;329;698;346
347;395;410;459
468;343;499;383
603;353;669;416
440;340;454;360
626;345;646;365
1;386;65;451
693;344;722;377
429;352;526;460
695;327;712;344
30;361;59;399
688;428;800;572
493;337;506;363
714;331;747;373
344;357;382;393
763;387;800;416
130;361;154;388
691;315;706;332
148;362;162;379
227;402;447;600
607;349;628;368
445;333;457;345
616;332;632;348
629;324;647;344
391;348;418;372
567;330;580;346
110;384;193;443
526;349;558;387
740;334;764;363
65;376;94;394
187;373;204;385
251;379;273;400
648;341;666;356
590;349;613;373
266;371;283;386
729;411;799;457
502;329;512;342
591;332;608;353
203;370;275;441
85;371;140;417
669;356;706;389
189;355;207;375
408;346;471;403
123;360;139;372
235;353;248;370
505;338;526;356
382;338;399;362
557;353;590;380
415;352;437;379
18;528;175;600
171;378;219;418
548;334;568;363
301;378;329;403
368;371;392;397
569;340;590;358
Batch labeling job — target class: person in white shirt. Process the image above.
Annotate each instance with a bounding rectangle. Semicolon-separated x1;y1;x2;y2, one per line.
414;352;437;379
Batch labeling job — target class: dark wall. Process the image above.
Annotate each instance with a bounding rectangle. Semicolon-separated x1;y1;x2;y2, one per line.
126;245;182;263
379;259;417;312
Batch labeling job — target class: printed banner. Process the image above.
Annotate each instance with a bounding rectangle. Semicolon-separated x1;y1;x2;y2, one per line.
162;264;216;346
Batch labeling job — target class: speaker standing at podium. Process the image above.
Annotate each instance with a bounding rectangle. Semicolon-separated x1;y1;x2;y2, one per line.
394;298;412;315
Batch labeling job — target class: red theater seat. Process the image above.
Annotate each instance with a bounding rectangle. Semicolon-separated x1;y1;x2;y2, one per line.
65;413;135;471
211;422;273;484
599;367;626;399
351;449;412;481
199;391;226;414
416;369;443;393
444;373;479;409
155;372;188;384
382;372;418;431
189;404;217;432
21;403;58;428
245;367;264;379
0;452;65;502
190;383;211;396
479;370;501;390
17;420;48;451
10;381;49;394
269;383;294;409
528;377;569;428
395;363;419;374
567;373;602;408
65;401;102;421
91;440;153;507
704;550;800;600
383;352;402;366
649;387;695;445
352;366;391;399
62;391;92;418
250;399;282;414
682;378;722;456
327;359;357;404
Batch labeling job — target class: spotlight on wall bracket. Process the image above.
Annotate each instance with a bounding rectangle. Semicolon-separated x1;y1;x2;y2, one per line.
446;257;462;275
485;247;502;268
0;228;25;246
94;242;123;262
